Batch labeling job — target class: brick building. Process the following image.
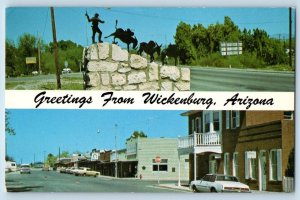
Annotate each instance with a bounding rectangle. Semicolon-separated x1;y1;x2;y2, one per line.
178;110;294;192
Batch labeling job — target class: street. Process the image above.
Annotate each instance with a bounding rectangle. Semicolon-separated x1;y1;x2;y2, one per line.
190;67;295;91
6;67;295;91
5;170;186;192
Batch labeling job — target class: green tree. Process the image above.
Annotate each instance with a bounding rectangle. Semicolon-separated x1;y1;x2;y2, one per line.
16;33;37;75
126;131;147;141
46;153;57;167
174;22;196;64
5;39;17;77
5;111;15;135
222;16;240;41
5;155;15;162
60;151;70;158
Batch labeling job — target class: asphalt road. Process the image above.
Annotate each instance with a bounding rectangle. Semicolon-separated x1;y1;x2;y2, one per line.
5;170;185;193
190;67;295;91
6;68;295;91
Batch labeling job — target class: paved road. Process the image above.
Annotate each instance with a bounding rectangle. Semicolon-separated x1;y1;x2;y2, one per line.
5;170;185;192
6;68;295;91
190;67;295;91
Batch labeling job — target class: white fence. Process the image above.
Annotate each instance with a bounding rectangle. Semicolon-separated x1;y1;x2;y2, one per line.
283;176;294;192
178;133;221;149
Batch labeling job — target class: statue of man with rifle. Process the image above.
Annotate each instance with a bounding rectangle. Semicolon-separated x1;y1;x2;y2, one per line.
85;11;105;43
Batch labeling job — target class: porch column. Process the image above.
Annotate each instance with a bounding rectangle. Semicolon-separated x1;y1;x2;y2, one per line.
178;153;181;186
194;132;197;181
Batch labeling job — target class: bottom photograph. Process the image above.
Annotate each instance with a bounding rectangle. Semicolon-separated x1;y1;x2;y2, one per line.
5;109;294;193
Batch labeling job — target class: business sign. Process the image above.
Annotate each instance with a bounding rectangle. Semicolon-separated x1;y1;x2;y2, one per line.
91;152;99;161
220;42;242;56
26;57;37;64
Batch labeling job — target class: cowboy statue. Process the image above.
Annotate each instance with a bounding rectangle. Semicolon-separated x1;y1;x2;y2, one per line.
85;12;105;43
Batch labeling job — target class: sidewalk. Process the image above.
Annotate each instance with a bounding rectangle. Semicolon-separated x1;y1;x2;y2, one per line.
158;183;191;192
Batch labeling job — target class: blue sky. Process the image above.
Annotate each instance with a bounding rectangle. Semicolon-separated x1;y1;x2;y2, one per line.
6;7;295;47
6;109;187;164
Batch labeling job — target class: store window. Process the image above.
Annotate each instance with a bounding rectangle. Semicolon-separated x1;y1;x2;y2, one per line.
152;159;168;172
226;111;240;129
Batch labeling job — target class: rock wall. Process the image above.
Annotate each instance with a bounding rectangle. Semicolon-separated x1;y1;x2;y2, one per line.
82;42;190;91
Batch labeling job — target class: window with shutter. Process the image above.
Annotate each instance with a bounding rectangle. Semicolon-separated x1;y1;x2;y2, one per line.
226;111;230;129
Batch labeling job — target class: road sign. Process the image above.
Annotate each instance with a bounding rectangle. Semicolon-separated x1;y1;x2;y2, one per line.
64;60;68;68
155;156;161;163
220;42;242;56
26;57;37;64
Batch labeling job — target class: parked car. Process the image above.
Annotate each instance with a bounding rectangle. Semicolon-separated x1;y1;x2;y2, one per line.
62;68;71;74
20;164;31;174
32;71;39;75
67;167;78;174
42;165;50;171
74;167;100;177
59;167;67;173
190;174;250;193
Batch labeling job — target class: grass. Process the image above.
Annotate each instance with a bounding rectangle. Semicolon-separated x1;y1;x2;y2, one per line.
40;82;84;90
5;82;26;90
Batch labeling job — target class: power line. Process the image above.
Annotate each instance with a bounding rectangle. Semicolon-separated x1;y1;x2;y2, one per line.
41;9;49;40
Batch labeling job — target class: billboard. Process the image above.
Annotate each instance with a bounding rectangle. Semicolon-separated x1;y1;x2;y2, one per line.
25;57;37;64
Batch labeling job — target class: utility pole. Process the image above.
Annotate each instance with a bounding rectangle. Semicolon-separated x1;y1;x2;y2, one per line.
37;32;41;74
50;7;61;89
115;124;118;178
58;147;61;162
289;7;292;68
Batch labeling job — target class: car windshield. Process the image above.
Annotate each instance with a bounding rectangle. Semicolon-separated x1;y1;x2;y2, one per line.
216;175;238;182
21;165;30;168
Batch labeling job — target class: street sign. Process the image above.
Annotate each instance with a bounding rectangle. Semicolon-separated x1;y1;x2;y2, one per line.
26;57;37;64
64;60;68;68
155;156;161;163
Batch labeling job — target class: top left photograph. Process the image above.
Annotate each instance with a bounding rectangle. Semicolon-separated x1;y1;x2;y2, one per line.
5;7;191;91
5;7;295;91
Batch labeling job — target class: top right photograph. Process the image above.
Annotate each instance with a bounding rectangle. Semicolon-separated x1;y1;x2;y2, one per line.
5;7;295;91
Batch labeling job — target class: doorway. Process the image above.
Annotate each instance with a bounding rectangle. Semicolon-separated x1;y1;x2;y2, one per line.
259;150;267;191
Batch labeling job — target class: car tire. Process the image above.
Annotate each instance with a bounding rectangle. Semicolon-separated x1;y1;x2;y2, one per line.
210;188;217;193
192;185;198;193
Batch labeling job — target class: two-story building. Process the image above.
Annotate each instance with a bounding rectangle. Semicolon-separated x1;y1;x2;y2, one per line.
178;110;294;192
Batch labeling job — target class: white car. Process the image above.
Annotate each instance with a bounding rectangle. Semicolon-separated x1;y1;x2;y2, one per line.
73;167;100;177
190;174;250;193
62;68;72;74
20;164;31;174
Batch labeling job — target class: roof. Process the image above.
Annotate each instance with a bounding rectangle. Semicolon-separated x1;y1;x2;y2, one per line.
180;110;201;116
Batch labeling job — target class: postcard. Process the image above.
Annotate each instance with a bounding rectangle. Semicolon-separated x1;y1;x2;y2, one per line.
4;6;295;196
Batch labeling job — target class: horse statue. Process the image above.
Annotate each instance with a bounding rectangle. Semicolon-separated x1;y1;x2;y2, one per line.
137;41;162;63
161;44;180;66
105;20;138;52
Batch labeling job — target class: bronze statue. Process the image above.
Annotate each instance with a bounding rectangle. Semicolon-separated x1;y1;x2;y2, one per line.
161;44;180;66
85;12;105;43
105;20;138;52
137;41;162;63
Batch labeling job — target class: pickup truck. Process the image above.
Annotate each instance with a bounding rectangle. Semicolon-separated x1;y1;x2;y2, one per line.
73;167;100;177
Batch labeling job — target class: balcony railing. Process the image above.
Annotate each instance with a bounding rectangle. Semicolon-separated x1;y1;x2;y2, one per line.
178;132;221;149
